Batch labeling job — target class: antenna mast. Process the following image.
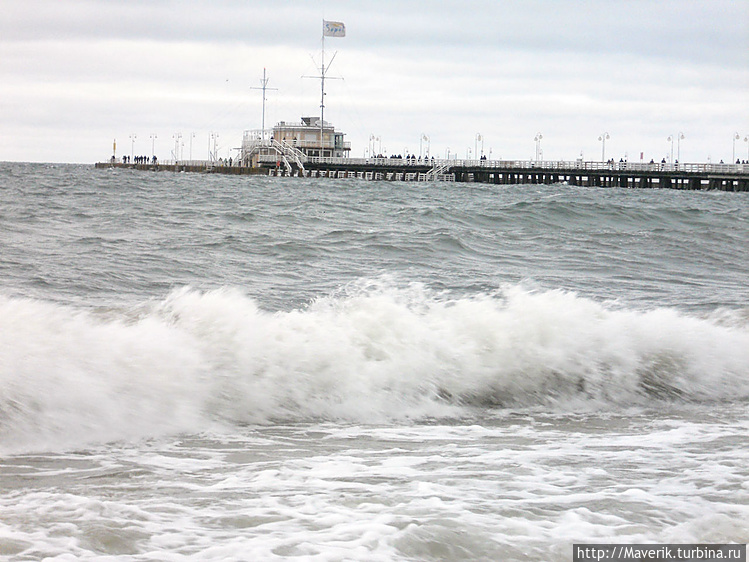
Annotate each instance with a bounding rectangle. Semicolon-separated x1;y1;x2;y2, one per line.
319;23;337;156
250;68;277;142
321;25;325;156
304;20;343;157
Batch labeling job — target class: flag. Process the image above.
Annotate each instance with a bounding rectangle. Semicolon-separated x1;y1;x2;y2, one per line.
323;20;346;37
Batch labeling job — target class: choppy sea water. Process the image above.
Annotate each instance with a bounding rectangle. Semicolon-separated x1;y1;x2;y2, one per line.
1;162;748;561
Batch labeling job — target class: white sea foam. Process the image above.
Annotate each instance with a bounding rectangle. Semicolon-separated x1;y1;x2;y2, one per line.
2;282;748;452
2;418;747;560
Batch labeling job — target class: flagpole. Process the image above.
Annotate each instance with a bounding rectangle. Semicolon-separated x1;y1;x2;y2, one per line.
308;19;343;158
320;19;325;158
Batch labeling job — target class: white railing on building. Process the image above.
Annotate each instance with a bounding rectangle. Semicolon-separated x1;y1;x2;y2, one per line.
241;130;350;152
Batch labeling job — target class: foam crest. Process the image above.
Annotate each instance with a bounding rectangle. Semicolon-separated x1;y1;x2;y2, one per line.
2;283;748;451
0;295;209;451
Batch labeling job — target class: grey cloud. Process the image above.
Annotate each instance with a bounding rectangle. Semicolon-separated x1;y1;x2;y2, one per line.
5;0;746;68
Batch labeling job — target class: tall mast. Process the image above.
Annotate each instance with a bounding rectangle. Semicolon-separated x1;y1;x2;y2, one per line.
317;21;339;156
303;20;342;157
320;22;325;156
250;68;277;142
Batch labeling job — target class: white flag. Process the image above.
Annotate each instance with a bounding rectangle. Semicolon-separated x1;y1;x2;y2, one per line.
323;20;346;37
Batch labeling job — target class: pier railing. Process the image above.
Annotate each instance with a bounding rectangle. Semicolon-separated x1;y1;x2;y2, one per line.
108;156;747;175
96;156;749;189
306;156;748;175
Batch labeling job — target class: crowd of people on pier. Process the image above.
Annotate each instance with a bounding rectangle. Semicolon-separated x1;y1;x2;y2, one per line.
118;155;157;165
370;154;490;163
112;155;158;165
109;155;247;167
373;154;438;163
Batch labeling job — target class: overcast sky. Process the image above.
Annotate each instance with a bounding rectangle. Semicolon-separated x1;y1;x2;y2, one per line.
2;0;748;164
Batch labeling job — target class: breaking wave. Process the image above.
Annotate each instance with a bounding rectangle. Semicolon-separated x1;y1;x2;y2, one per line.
2;282;748;452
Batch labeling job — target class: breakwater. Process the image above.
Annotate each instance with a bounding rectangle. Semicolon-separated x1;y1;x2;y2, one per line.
96;157;749;191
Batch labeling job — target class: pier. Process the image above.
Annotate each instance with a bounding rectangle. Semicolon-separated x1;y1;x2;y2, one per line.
97;156;749;192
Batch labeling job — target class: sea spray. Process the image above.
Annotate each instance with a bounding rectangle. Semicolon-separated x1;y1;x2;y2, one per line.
3;283;748;452
0;295;208;452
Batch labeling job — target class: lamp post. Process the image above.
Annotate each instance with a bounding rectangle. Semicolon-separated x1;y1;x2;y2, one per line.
369;135;381;156
209;132;219;162
534;133;543;161
173;133;182;163
667;135;674;163
677;132;685;162
189;132;196;162
598;132;609;162
475;133;483;160
129;133;137;161
733;132;740;163
150;134;157;160
421;134;430;159
744;135;749;161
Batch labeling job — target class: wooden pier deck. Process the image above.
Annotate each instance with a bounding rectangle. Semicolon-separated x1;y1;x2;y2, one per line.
298;157;749;191
96;158;749;192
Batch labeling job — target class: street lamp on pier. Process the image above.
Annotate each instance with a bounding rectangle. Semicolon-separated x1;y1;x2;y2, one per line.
475;133;483;160
150;134;157;160
173;133;182;163
744;135;749;161
534;133;543;161
420;134;430;159
733;132;741;163
677;132;685;162
598;133;609;162
369;134;381;157
129;133;137;161
209;132;219;162
667;135;674;163
189;132;196;162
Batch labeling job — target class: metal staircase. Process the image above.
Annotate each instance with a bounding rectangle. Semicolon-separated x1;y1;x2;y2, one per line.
426;161;453;181
272;140;307;174
241;136;308;175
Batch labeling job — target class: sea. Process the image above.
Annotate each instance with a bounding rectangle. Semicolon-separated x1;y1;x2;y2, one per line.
1;161;747;561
